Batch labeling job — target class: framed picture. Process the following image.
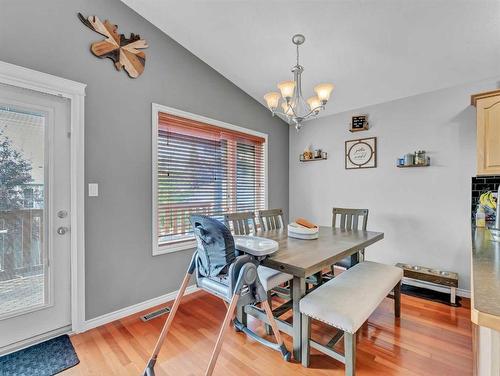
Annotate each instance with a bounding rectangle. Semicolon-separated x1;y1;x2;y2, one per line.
350;115;369;132
345;137;377;169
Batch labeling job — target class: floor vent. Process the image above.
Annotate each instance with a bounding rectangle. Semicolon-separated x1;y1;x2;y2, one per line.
140;306;171;322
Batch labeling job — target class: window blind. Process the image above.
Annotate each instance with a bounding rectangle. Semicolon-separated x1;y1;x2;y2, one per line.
156;112;266;248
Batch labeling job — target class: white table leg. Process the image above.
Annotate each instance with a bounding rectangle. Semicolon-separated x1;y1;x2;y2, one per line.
450;287;456;304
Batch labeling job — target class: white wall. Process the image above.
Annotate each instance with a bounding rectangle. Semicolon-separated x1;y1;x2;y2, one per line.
289;77;500;290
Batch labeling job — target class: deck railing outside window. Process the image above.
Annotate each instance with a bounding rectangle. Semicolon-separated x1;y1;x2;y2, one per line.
155;112;266;250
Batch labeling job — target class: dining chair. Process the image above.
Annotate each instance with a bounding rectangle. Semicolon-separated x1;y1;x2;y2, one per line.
224;210;292;334
332;208;369;271
259;208;323;290
224;211;257;235
258;208;284;231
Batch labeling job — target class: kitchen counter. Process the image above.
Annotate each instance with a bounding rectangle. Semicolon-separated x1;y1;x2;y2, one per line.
471;226;500;331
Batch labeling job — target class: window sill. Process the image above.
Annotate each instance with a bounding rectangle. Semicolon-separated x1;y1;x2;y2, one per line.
153;240;197;256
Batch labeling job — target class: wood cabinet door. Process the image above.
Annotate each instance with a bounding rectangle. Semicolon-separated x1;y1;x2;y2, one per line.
477;95;500;175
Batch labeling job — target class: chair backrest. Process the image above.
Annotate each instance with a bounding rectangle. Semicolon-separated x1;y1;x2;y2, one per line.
258;208;284;231
190;215;236;277
332;208;369;230
224;211;256;235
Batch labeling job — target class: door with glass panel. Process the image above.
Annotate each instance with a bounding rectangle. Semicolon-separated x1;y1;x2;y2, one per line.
0;83;71;353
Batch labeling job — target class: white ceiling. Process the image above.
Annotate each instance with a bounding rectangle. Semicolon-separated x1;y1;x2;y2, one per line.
123;0;500;118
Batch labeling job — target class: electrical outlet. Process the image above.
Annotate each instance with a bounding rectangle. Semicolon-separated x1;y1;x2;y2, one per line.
88;183;99;197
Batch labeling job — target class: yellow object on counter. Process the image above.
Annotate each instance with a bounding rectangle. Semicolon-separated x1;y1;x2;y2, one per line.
480;191;497;210
476;206;486;228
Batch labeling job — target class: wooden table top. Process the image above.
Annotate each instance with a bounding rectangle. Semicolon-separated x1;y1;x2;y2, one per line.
258;226;384;278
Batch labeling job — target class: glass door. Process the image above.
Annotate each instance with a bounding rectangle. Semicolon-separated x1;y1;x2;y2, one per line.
0;83;71;353
0;105;47;320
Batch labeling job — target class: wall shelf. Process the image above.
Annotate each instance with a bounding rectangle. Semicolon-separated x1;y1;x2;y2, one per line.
300;157;327;162
397;164;430;168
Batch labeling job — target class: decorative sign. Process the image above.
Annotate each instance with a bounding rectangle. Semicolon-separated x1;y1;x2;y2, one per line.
345;137;377;169
78;13;148;78
350;115;369;132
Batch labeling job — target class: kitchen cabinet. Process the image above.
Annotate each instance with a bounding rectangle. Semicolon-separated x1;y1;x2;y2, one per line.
472;227;500;375
472;90;500;176
473;324;500;376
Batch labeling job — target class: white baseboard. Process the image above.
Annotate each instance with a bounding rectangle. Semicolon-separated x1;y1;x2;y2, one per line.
82;285;199;332
80;277;470;333
403;277;471;298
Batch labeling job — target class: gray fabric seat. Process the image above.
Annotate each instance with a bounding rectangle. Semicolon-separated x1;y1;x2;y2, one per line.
224;210;291;293
300;261;402;375
257;266;293;291
300;261;402;333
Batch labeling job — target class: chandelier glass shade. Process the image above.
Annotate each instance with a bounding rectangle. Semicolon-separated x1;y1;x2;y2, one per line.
264;34;334;131
264;34;335;131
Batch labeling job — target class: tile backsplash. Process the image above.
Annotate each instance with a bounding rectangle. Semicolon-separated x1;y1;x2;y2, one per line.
471;175;500;220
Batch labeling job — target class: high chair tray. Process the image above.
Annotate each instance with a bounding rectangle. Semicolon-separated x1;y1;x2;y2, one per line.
234;236;279;256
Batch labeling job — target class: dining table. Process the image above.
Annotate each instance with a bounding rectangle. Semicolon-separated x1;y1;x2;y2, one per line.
237;226;384;361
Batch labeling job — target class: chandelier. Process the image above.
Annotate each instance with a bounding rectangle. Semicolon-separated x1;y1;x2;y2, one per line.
263;34;334;131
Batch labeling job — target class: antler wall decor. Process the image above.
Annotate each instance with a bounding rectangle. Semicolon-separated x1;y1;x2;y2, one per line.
78;12;148;78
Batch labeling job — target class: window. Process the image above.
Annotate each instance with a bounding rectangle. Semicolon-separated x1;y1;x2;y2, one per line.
152;105;267;255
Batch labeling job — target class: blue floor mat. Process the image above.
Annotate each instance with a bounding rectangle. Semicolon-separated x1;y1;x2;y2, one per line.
0;335;79;376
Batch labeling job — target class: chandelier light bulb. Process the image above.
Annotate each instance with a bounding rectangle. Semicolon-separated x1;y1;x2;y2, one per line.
314;83;335;103
263;92;281;110
277;80;296;100
306;96;322;112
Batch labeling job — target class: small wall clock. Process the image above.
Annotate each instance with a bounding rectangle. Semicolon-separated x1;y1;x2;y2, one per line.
345;137;377;169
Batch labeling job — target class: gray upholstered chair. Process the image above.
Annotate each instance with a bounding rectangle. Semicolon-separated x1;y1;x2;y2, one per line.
224;210;292;308
332;208;369;271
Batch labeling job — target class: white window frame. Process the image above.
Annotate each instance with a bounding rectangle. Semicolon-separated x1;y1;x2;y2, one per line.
152;103;269;256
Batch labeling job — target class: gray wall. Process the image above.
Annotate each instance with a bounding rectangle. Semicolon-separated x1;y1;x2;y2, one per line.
290;77;500;291
0;0;289;319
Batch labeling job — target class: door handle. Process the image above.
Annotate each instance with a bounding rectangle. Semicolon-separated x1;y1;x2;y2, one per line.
57;226;69;235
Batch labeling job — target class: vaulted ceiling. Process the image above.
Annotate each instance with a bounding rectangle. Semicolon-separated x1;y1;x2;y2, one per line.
123;0;500;118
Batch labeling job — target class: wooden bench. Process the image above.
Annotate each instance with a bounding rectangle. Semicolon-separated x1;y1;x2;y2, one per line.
299;261;403;375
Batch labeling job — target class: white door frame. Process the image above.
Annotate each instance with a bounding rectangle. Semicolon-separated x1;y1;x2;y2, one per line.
0;61;86;333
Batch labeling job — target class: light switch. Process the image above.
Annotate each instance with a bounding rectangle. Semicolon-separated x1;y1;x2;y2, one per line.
88;183;99;197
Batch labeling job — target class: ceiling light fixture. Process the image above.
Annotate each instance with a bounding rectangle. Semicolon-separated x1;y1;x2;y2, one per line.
263;34;334;131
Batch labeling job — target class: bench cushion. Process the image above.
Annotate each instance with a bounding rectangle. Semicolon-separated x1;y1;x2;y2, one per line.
299;261;402;333
257;266;292;291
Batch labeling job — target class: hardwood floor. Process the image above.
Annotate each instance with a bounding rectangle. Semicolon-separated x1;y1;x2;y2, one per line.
65;291;472;375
